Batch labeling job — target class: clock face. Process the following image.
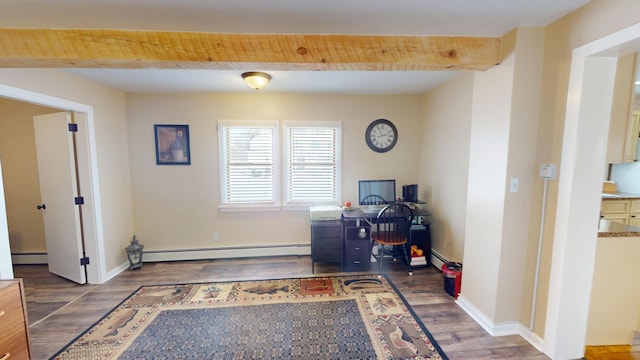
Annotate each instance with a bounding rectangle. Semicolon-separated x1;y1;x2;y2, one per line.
365;119;397;153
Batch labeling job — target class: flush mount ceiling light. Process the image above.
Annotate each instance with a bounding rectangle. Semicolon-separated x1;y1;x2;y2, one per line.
242;71;272;90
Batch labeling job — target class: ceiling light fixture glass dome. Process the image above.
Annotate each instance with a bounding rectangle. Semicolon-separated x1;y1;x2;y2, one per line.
242;71;272;90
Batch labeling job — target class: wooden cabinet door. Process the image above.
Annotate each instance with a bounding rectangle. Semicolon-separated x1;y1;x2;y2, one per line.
601;199;631;214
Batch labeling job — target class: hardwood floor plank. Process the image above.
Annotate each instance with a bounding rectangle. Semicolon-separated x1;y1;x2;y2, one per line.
585;345;640;360
10;257;556;359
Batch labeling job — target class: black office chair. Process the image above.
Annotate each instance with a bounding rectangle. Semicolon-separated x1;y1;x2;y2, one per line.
371;203;414;275
360;194;387;205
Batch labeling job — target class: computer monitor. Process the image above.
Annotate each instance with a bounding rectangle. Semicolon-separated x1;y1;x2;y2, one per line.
358;179;396;206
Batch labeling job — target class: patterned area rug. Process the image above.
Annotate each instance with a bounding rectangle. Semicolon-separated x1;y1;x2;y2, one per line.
50;275;448;360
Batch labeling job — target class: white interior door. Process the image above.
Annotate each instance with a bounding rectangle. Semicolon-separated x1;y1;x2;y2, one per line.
33;112;86;284
0;160;13;279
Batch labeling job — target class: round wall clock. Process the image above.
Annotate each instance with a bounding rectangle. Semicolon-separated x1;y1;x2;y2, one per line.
365;118;397;153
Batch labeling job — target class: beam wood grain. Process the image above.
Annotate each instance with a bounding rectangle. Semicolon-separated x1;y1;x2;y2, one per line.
0;28;500;71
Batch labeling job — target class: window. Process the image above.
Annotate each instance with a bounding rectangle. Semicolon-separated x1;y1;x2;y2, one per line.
218;120;341;210
285;122;341;206
218;120;279;208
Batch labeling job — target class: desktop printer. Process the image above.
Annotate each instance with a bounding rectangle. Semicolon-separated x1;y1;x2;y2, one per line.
309;205;343;221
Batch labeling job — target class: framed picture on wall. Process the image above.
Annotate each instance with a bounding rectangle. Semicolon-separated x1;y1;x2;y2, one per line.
154;124;191;165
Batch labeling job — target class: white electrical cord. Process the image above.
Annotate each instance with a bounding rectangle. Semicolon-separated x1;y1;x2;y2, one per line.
530;177;549;331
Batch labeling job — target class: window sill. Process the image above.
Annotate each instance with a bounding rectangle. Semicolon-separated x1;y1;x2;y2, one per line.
219;203;340;212
218;204;281;212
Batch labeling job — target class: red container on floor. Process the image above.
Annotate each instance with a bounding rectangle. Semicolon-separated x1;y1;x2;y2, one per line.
442;262;462;298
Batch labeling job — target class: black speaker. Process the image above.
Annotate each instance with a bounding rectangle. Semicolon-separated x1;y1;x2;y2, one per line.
402;184;418;202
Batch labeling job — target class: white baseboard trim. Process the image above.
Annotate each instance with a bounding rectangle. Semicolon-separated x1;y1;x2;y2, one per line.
519;326;545;352
103;262;131;283
11;252;48;264
456;295;544;352
142;244;312;263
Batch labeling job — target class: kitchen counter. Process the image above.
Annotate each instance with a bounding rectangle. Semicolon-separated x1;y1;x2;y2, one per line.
598;219;640;237
601;192;640;199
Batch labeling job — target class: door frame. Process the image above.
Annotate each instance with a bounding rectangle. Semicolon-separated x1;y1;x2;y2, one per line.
0;83;105;284
544;22;640;359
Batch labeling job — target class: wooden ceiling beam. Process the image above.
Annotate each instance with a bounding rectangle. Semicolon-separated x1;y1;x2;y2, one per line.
0;28;500;71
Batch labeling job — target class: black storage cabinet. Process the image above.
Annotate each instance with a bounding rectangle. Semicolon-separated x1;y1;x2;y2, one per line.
310;220;343;273
342;221;371;271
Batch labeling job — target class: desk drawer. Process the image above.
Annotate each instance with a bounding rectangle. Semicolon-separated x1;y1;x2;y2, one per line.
311;236;342;252
0;322;30;360
0;282;25;329
312;247;341;262
312;226;342;239
0;280;30;360
343;239;371;271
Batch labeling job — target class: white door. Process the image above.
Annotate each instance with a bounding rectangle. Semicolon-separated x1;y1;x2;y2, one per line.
33;112;86;284
0;160;14;279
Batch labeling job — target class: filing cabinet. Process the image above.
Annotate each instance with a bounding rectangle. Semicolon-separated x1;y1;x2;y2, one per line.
343;224;371;271
310;220;343;273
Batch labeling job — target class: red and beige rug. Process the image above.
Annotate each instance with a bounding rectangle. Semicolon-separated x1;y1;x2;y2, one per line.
50;275;447;360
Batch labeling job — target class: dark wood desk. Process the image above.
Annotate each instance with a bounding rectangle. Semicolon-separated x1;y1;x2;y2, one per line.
310;207;433;272
342;206;433;225
343;207;433;267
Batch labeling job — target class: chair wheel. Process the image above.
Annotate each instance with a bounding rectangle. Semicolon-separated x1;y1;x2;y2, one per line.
408;271;413;276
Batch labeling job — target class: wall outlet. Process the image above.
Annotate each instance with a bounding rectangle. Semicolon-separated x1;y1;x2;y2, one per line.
213;232;219;241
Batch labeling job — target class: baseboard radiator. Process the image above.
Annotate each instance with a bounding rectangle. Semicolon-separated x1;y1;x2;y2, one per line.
143;244;311;262
13;247;447;271
10;245;312;266
11;252;48;264
430;249;448;270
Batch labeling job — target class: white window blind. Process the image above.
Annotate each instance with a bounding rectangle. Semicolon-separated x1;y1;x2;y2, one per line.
219;121;278;204
286;123;341;204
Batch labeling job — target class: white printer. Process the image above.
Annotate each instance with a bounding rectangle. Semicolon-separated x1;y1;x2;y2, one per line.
309;205;343;221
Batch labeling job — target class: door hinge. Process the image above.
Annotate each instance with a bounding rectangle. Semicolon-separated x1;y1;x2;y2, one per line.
80;257;90;266
68;123;78;132
74;196;84;205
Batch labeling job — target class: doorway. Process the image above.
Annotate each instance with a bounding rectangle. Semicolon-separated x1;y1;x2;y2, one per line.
0;83;105;284
544;22;640;359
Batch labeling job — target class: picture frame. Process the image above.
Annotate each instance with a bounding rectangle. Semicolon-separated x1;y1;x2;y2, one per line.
154;124;191;165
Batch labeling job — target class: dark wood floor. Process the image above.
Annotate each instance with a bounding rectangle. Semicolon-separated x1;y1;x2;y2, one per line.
14;256;551;360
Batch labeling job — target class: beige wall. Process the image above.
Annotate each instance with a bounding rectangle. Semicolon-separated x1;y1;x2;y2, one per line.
462;30;517;321
0;98;56;253
126;93;424;251
0;69;134;276
419;72;473;263
500;27;545;324
534;0;640;348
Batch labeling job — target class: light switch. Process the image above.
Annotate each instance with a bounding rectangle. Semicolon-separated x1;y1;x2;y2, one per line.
510;178;519;193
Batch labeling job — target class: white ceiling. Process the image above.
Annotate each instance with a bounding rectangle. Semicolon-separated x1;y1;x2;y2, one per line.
1;0;591;94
